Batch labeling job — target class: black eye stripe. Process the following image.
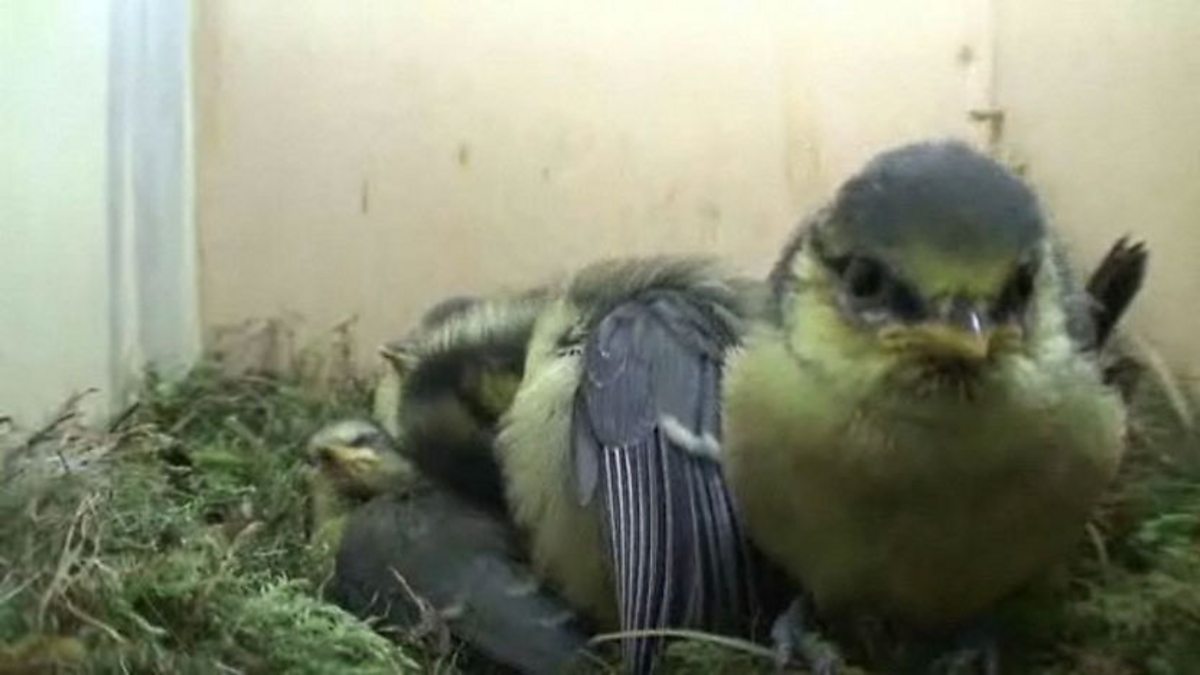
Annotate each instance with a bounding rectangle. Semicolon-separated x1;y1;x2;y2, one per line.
844;257;885;299
887;282;925;321
992;261;1038;320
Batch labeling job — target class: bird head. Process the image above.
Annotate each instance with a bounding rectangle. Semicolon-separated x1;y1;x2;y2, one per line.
772;140;1053;388
305;419;413;500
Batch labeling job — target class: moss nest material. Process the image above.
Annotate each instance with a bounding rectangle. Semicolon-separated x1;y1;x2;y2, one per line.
0;336;421;674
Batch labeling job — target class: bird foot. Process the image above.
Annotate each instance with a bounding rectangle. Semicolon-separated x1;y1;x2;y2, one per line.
770;597;845;675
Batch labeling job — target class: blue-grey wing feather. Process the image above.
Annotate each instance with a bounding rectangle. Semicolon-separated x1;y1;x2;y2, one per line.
572;291;756;674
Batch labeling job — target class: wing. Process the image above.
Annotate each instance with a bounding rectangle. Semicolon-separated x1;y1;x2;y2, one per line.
1085;236;1148;350
571;289;758;673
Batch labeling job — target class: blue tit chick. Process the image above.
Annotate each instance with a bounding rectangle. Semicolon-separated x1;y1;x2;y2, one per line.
376;290;553;514
722;140;1137;641
305;418;595;675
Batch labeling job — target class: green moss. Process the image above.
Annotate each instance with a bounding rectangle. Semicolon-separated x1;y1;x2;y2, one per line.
0;357;419;674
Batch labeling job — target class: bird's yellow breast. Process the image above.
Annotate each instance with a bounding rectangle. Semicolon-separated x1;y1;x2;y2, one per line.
723;325;1125;626
495;301;617;627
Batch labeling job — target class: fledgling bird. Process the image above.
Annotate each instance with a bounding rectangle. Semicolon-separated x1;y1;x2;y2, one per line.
305;418;596;675
721;140;1143;669
497;257;770;673
304;419;415;556
371;295;486;440
374;290;553;513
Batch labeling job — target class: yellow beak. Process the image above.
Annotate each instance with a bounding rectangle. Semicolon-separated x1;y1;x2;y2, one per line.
312;444;377;468
881;307;998;363
907;321;993;362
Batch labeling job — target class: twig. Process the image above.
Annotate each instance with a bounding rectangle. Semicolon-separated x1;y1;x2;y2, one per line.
22;388;98;450
1132;335;1195;431
107;401;141;432
0;573;36;606
224;416;264;448
588;627;778;661
63;596;126;644
168;408;200;435
388;567;452;653
1085;521;1111;575
214;660;245;674
36;493;96;627
127;610;169;638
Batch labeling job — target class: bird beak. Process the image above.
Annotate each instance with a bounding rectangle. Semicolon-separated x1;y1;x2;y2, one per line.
379;343;418;376
909;317;992;362
312;444;375;469
883;300;997;363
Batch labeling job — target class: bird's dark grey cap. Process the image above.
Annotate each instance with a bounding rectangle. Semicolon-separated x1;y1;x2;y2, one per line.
823;139;1045;258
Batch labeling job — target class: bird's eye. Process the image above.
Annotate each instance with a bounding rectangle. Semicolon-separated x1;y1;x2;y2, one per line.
993;262;1037;321
843;256;885;300
822;251;925;321
886;282;924;321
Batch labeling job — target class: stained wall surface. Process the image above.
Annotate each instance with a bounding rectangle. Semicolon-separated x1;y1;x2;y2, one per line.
196;2;1199;383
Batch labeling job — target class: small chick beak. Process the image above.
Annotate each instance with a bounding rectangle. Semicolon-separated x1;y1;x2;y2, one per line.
313;444;375;469
883;300;996;363
910;316;992;362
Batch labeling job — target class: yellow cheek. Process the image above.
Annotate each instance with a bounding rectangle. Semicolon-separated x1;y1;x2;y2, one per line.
478;371;522;417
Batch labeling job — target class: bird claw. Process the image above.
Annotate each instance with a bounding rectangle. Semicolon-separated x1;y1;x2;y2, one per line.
770;597;844;675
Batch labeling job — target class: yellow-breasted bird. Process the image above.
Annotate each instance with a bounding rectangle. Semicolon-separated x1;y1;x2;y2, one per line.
375;289;552;514
371;294;486;440
497;257;771;673
721;140;1145;670
304;418;414;557
307;293;600;674
493;140;1146;674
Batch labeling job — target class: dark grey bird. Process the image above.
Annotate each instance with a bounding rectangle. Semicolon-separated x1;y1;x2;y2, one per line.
306;418;596;675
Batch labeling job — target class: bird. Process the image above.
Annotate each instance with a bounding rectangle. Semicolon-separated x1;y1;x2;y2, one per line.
371;294;486;440
496;257;770;673
373;289;553;514
304;418;595;675
304;418;415;557
720;140;1144;670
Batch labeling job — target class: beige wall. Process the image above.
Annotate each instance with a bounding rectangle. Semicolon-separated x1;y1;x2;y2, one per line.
196;2;1199;382
995;0;1200;376
196;2;798;361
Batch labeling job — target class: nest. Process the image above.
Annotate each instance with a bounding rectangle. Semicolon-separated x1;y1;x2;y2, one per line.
1;324;1197;674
